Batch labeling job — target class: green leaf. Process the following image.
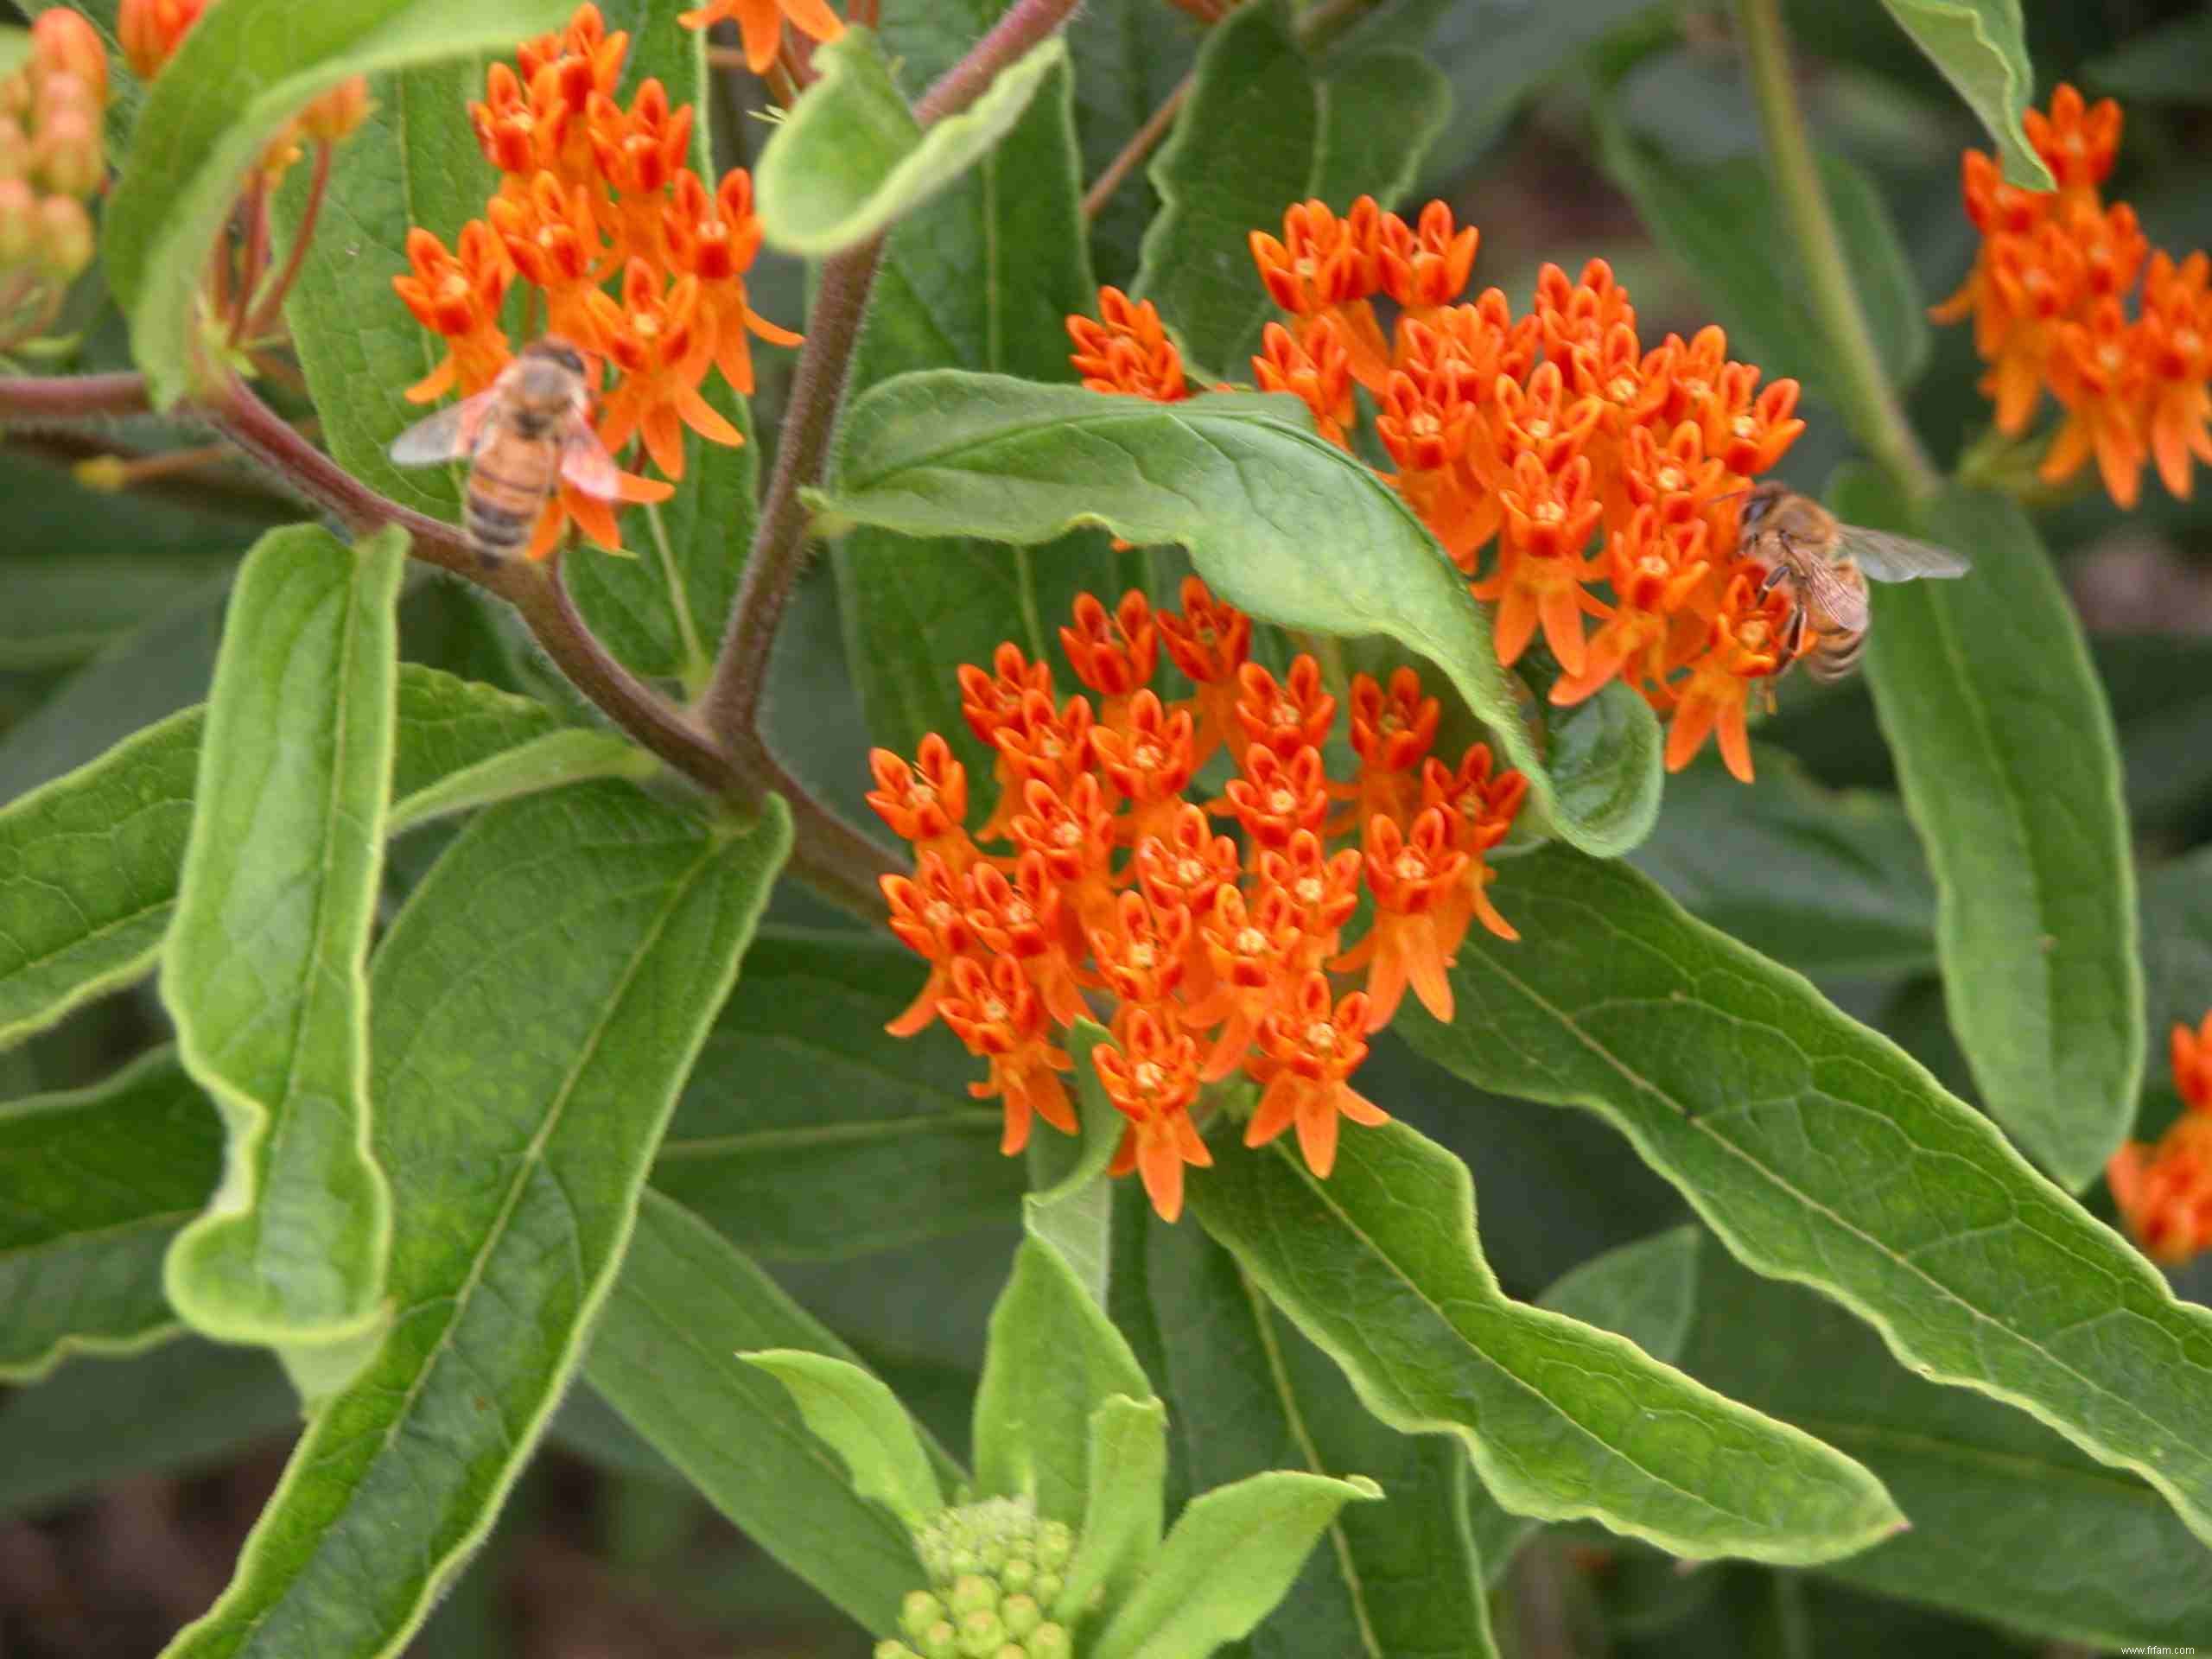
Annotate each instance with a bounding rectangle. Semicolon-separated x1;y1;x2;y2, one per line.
2084;11;2212;104
818;372;1663;858
1627;749;1935;982
161;524;403;1358
102;0;573;406
650;929;1021;1258
974;1236;1154;1523
1191;1125;1899;1564
1877;0;2054;189
0;665;567;1050
585;1190;936;1634
1133;0;1450;378
1600;130;1929;396
1024;1020;1122;1305
742;1350;946;1531
1396;843;2212;1555
159;782;788;1659
1138;1198;1498;1657
1065;0;1204;288
831;8;1123;785
1678;1246;2212;1648
1464;1228;1705;1578
1090;1471;1382;1659
1849;477;2141;1191
1057;1395;1166;1625
385;728;653;833
0;1049;221;1380
755;25;1067;257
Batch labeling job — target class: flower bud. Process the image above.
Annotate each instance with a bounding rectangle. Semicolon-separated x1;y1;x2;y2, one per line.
35;72;92;124
0;116;29;181
999;1594;1040;1639
35;192;95;279
118;0;207;82
31;11;109;107
874;1644;922;1659
912;1622;958;1659
996;1557;1033;1594
946;1575;998;1617
1026;1624;1071;1659
0;175;36;264
992;1647;1025;1659
955;1611;1006;1659
899;1591;947;1639
298;74;372;143
34;105;103;198
1034;1521;1073;1569
1028;1572;1064;1610
0;72;26;121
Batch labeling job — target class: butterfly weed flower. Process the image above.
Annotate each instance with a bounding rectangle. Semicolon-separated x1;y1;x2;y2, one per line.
677;0;847;75
1067;286;1189;402
0;13;110;351
2108;1014;2212;1265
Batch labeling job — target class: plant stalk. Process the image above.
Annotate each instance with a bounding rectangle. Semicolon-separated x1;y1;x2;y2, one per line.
1737;0;1940;502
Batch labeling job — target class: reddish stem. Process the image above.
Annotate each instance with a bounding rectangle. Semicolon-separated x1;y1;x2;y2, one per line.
246;141;333;341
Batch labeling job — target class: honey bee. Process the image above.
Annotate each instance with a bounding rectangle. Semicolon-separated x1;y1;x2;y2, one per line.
1735;482;1972;681
387;336;622;565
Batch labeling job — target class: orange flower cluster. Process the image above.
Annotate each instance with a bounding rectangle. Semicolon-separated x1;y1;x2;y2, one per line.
393;3;801;557
677;0;846;74
1934;85;2212;508
869;582;1526;1222
1068;196;1813;784
2109;1014;2212;1265
0;11;109;346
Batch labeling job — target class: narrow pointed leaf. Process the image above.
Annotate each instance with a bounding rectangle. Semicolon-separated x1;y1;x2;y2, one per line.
586;1191;938;1633
756;25;1067;256
0;1050;220;1380
385;728;653;833
651;929;1020;1257
1853;478;2140;1190
974;1236;1154;1523
1056;1395;1166;1624
1398;843;2212;1554
102;0;572;406
1192;1127;1899;1563
1133;0;1450;378
161;524;403;1355
742;1350;945;1529
818;372;1663;857
1141;1200;1499;1657
1024;1021;1122;1305
1878;0;2054;189
159;782;788;1659
0;665;569;1049
1090;1471;1382;1659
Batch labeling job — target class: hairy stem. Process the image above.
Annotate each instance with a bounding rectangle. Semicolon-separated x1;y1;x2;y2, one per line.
1737;0;1940;501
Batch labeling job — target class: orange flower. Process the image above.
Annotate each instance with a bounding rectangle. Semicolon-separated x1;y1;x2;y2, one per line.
585;79;694;267
1089;690;1197;848
488;171;609;345
1092;890;1192;1009
938;955;1077;1155
2138;251;2212;497
664;168;801;397
118;0;205;81
1473;453;1605;674
867;734;981;874
1231;655;1336;759
880;853;979;1038
471;62;588;187
585;258;741;479
521;468;677;563
1131;805;1242;941
2024;82;2122;200
2107;1014;2212;1264
1185;883;1303;1079
1249;196;1389;388
1155;577;1250;766
1252;830;1362;972
1663;573;1794;784
391;223;512;403
1060;588;1158;713
1339;667;1439;834
1253;318;1353;448
1095;1006;1210;1224
1334;809;1469;1029
1534;258;1635;360
1375;324;1496;570
1245;973;1387;1178
1550;508;1713;706
518;3;628;116
1007;772;1118;936
2040;296;2147;506
1222;744;1331;850
678;0;847;74
1068;287;1188;402
967;853;1089;1028
1377;200;1479;325
1421;744;1524;945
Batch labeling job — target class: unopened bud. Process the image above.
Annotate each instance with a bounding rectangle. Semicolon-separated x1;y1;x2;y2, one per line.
36;192;94;279
1026;1623;1071;1659
0;73;27;124
899;1591;946;1639
118;0;206;83
31;12;109;108
0;176;36;264
999;1594;1040;1639
874;1643;922;1659
34;106;102;198
913;1621;958;1659
0;116;29;181
297;74;372;143
955;1611;1006;1659
1028;1572;1064;1610
35;73;92;124
1034;1522;1073;1569
992;1646;1024;1659
996;1557;1033;1594
946;1575;997;1617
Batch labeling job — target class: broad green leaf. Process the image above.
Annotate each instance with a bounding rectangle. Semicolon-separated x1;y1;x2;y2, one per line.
161;781;787;1659
1679;1246;2212;1648
1627;749;1935;982
1397;844;2212;1554
1600;129;1929;396
1464;1228;1705;1578
1191;1125;1899;1564
162;523;403;1355
1065;0;1204;288
742;1350;945;1530
1090;1471;1382;1659
974;1236;1154;1523
1024;1020;1122;1305
755;25;1067;257
1133;0;1448;379
651;930;1020;1258
1878;0;2054;189
0;1338;297;1521
0;665;568;1050
0;1049;220;1380
385;728;652;833
1139;1200;1498;1658
1852;478;2140;1191
831;6;1123;789
2085;12;2212;104
586;1190;936;1634
102;0;573;407
1057;1395;1166;1625
818;372;1664;858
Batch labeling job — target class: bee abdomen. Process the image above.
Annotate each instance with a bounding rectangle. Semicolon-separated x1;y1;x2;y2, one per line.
465;494;532;551
1808;629;1868;682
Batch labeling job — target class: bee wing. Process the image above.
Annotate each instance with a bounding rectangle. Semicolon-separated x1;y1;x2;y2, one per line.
557;420;625;501
387;389;501;467
1799;555;1870;632
1836;527;1972;583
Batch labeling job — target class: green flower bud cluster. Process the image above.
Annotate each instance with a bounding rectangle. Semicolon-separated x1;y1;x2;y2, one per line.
876;1497;1079;1659
1;11;110;338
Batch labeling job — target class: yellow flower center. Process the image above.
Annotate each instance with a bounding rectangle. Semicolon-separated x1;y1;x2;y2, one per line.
1134;742;1163;771
1272;700;1300;727
1524;417;1553;439
1053;822;1083;849
1128;942;1157;969
2177;328;2204;356
1236;925;1267;955
1608;373;1637;403
1732;414;1758;438
1534;500;1565;524
1679;376;1709;399
1177;856;1205;885
1395;851;1428;880
1007;899;1033;926
1135;1060;1166;1094
1295;875;1324;905
636;313;662;341
982;997;1007;1023
926;900;956;928
1306;1020;1338;1052
1268;787;1297;814
1410;410;1441;438
1656;465;1685;492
